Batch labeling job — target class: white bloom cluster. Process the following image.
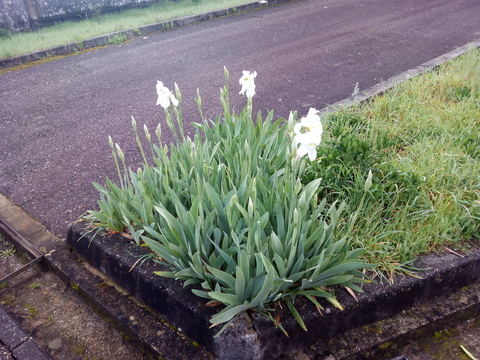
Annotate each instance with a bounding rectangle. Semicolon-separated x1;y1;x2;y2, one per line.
156;72;322;162
293;108;323;161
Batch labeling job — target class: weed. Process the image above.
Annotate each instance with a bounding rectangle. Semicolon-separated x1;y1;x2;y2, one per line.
75;41;84;51
0;291;17;306
0;247;15;258
108;33;127;45
24;303;38;318
29;282;41;289
71;344;86;355
379;341;393;350
120;332;131;342
0;237;15;258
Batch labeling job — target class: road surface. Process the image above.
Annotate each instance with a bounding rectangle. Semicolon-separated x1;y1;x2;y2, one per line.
1;0;479;237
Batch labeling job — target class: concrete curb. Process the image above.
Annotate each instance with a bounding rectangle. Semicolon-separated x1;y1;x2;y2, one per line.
66;221;480;359
0;0;294;70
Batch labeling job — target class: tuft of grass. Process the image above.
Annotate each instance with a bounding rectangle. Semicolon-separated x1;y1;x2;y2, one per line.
0;29;12;39
0;236;16;258
0;0;256;59
29;282;41;289
304;48;480;280
24;303;38;318
108;33;128;45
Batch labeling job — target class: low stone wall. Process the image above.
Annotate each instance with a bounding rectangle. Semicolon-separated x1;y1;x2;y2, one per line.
0;0;165;32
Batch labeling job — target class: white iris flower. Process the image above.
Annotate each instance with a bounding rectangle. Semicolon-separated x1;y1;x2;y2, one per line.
293;108;323;161
156;81;179;108
239;70;257;98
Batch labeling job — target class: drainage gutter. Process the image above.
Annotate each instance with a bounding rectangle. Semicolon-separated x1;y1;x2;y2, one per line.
0;219;44;286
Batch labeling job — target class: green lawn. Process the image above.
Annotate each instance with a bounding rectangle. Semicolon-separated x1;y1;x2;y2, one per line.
308;48;480;280
0;0;256;59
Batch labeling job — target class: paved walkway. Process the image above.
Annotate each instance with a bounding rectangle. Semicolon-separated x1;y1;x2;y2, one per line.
0;306;49;360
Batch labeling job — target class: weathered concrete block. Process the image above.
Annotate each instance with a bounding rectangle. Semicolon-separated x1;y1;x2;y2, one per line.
12;339;50;360
0;307;29;348
0;0;163;31
34;0;152;21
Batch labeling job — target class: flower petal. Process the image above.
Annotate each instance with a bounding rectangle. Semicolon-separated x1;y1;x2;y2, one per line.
170;94;179;107
156;80;178;108
157;96;170;108
307;145;317;161
296;143;308;158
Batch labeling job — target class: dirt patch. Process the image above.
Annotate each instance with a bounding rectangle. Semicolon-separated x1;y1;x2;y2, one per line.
397;318;480;360
0;236;146;360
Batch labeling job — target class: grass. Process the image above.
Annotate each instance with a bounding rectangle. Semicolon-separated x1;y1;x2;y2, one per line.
0;0;256;59
306;48;480;280
0;236;16;258
24;303;38;318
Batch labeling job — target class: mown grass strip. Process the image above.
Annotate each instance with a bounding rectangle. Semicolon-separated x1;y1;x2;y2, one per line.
0;0;256;59
306;48;480;280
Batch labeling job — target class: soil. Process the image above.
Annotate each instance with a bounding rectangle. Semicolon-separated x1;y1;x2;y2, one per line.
394;318;480;360
0;236;147;360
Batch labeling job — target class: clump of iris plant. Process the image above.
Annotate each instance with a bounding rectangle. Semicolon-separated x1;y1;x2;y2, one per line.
88;67;373;336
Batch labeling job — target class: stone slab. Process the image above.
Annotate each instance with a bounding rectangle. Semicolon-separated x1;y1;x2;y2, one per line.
0;306;49;360
11;339;49;360
0;307;29;349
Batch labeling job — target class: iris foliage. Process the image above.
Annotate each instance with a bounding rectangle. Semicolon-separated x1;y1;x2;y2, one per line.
85;68;374;335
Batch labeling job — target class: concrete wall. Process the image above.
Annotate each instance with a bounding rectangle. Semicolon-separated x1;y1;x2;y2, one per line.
0;0;32;31
0;0;163;31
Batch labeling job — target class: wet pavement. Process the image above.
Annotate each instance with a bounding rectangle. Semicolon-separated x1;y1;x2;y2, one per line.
1;0;479;239
1;0;480;359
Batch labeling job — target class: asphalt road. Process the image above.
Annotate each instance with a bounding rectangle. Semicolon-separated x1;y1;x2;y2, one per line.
1;0;479;238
